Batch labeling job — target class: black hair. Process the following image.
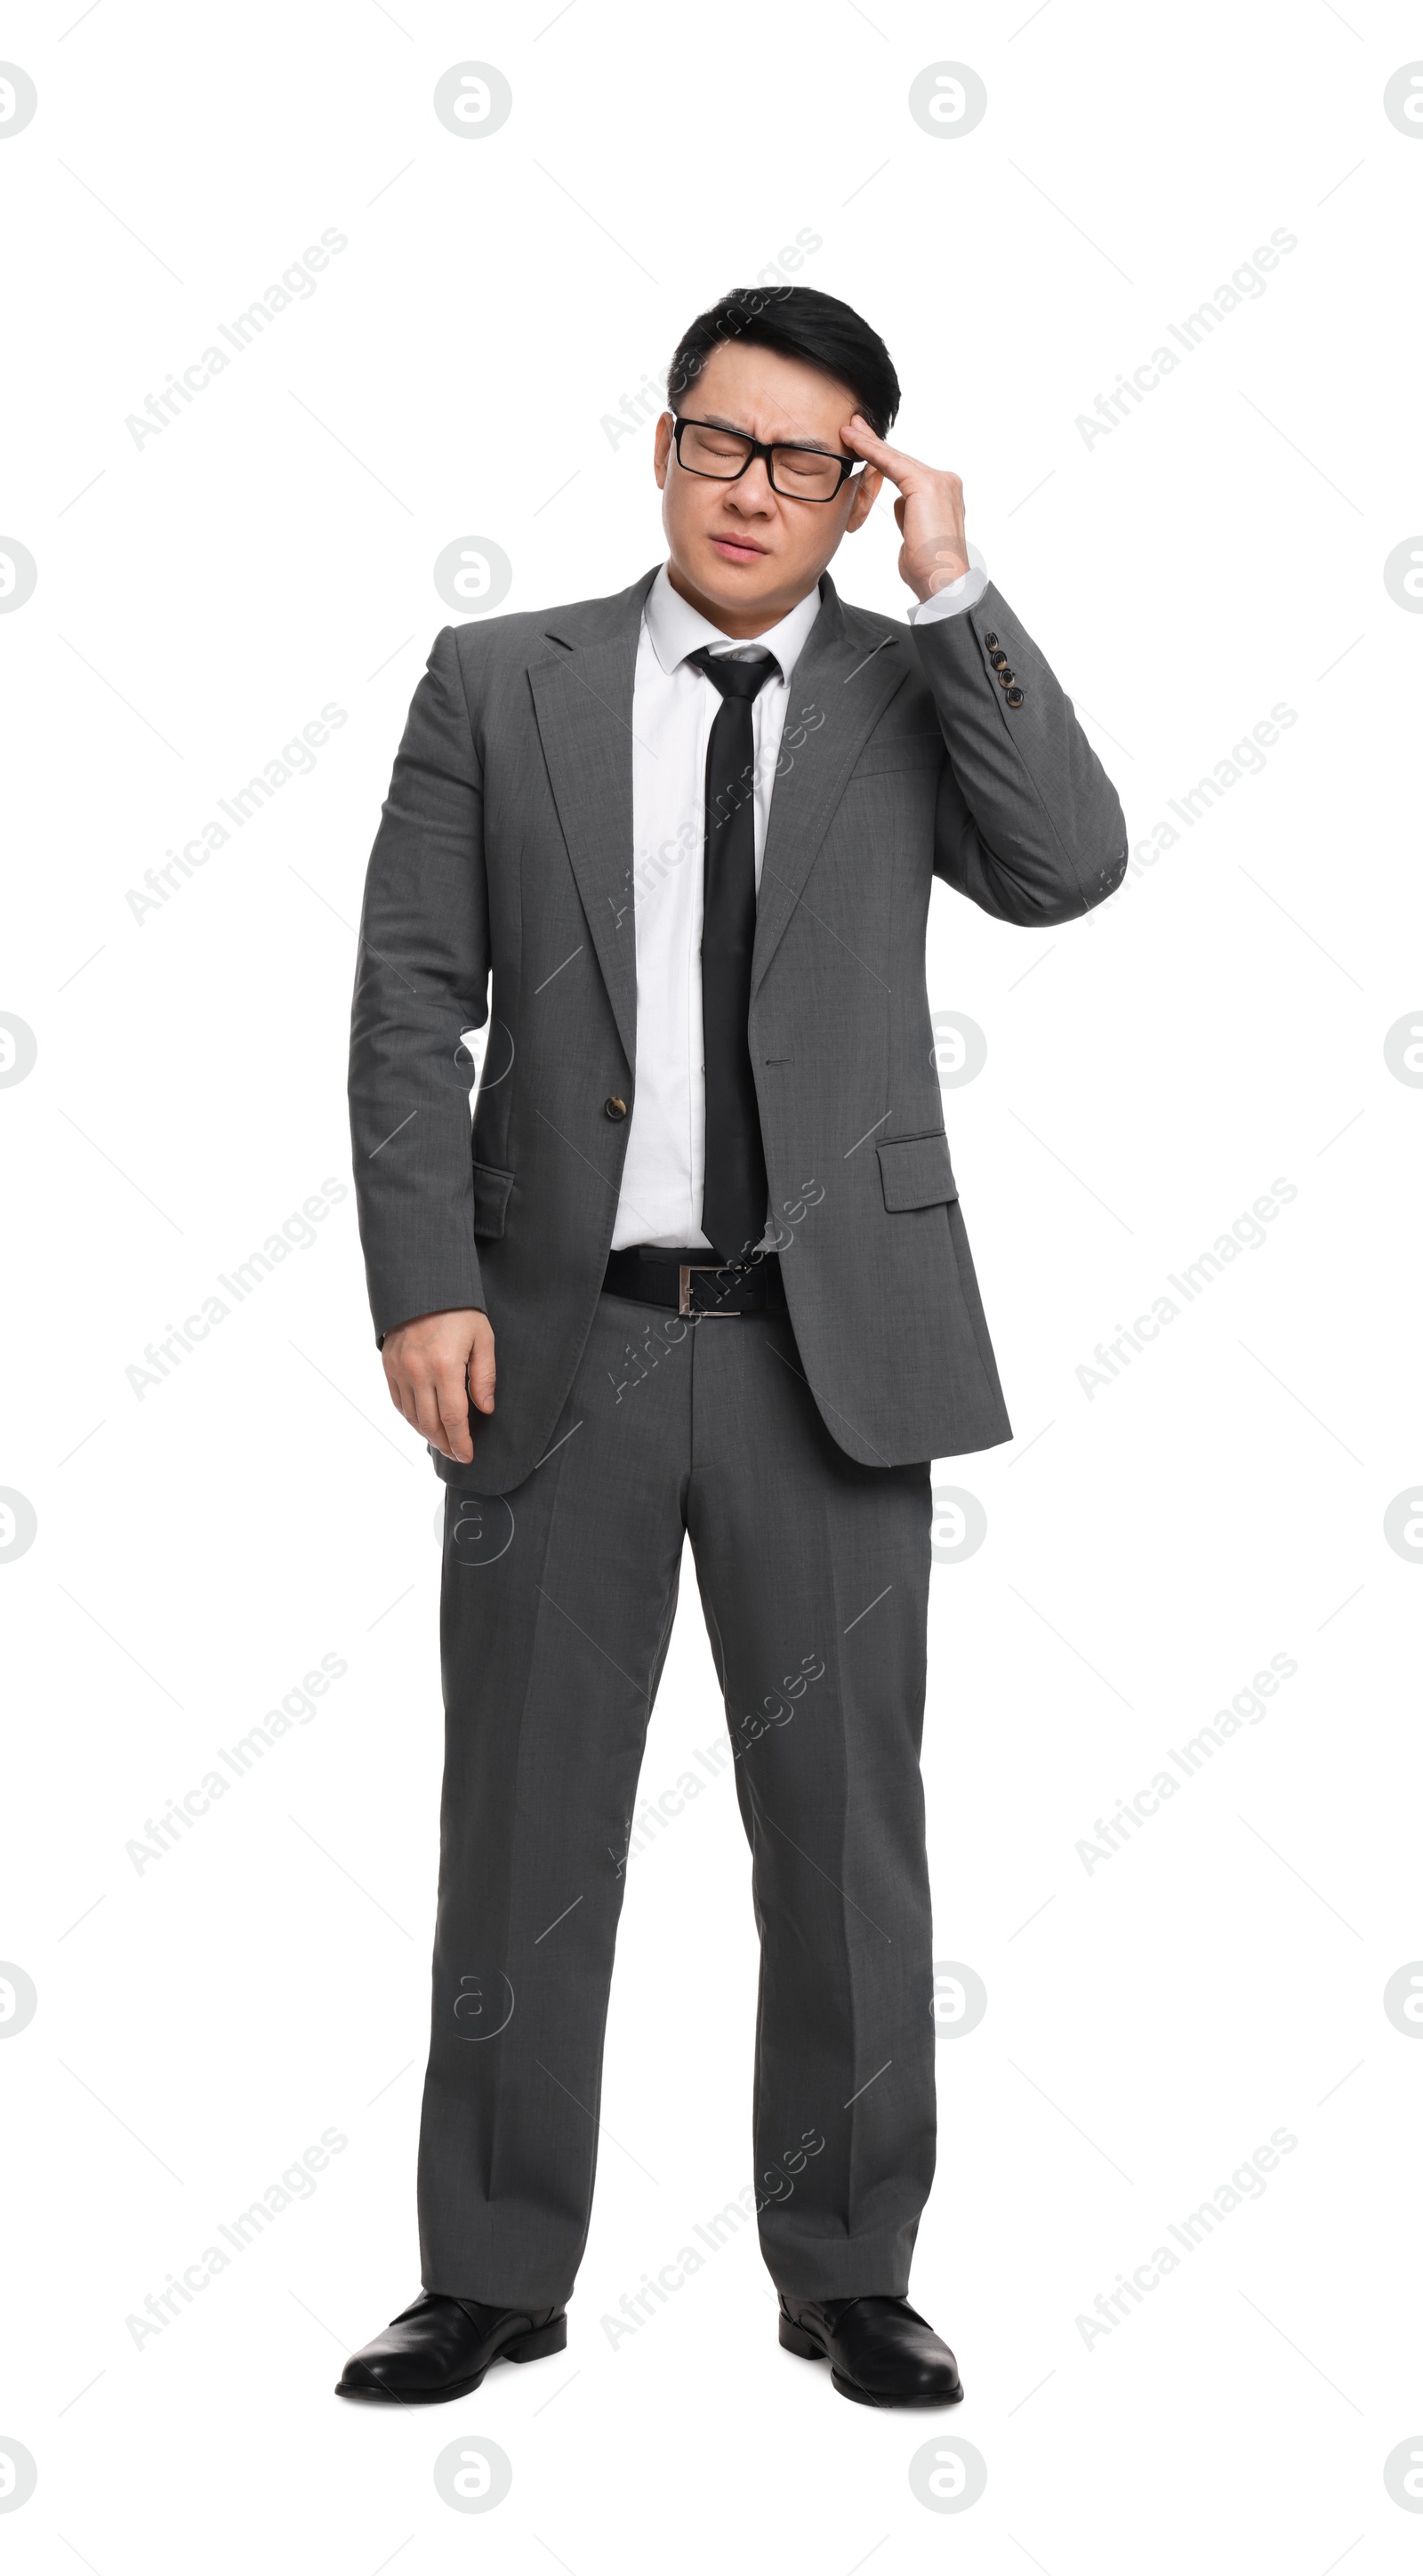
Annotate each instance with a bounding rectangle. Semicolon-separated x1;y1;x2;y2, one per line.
666;286;900;438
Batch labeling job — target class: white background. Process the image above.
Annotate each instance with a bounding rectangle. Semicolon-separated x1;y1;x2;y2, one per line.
4;0;1421;2566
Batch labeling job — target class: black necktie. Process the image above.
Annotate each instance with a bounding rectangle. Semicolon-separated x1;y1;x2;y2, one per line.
687;645;778;1264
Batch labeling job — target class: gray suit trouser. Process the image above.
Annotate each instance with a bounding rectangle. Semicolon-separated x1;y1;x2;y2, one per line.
418;1279;937;2308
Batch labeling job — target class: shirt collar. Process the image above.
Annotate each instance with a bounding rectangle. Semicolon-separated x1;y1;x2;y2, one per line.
643;559;823;686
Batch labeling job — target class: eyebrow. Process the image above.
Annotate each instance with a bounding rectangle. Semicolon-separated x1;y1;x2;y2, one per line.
700;413;841;457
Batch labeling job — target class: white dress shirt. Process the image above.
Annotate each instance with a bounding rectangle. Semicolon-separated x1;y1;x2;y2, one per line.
608;544;989;1252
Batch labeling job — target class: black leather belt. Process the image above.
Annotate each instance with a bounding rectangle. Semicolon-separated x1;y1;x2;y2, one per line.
601;1245;788;1316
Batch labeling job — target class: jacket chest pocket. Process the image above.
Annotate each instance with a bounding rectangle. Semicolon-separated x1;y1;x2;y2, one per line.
848;732;945;778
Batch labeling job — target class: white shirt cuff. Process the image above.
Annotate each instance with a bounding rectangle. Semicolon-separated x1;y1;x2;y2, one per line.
907;538;989;625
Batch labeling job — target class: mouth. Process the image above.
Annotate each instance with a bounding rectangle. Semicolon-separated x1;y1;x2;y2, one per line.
708;534;768;564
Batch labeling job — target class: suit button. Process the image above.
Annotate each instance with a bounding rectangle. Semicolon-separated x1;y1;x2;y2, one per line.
983;632;998;649
989;649;1009;671
1005;686;1025;707
997;667;1016;687
604;1095;628;1120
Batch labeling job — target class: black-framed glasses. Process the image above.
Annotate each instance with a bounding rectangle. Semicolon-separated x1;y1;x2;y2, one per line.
671;414;860;504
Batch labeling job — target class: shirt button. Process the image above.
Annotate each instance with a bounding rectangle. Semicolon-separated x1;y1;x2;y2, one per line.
604;1096;628;1120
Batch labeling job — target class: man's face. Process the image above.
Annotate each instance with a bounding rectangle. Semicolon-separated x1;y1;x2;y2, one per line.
654;339;883;635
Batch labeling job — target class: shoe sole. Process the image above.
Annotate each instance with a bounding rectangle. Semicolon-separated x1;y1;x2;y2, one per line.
779;2314;963;2409
335;2314;567;2403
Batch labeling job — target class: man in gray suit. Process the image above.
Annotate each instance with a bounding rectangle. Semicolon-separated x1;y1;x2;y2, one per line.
340;286;1126;2410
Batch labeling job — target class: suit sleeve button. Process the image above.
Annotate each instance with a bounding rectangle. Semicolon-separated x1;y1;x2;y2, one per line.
989;649;1009;670
604;1095;628;1120
983;632;998;649
1005;686;1025;707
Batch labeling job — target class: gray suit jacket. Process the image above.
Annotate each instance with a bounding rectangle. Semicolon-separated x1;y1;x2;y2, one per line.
349;564;1127;1491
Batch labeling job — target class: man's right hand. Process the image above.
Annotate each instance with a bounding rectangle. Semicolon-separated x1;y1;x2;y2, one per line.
382;1308;494;1464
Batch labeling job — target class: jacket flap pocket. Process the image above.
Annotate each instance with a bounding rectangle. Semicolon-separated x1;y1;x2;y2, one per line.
877;1131;957;1212
471;1160;514;1237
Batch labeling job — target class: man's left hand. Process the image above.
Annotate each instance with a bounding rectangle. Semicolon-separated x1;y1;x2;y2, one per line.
842;415;969;603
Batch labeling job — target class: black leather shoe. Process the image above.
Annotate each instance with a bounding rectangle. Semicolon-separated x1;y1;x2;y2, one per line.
336;2290;567;2403
778;2293;963;2407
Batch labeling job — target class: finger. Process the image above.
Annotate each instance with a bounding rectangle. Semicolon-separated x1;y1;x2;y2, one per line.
386;1367;419;1432
841;415;926;484
388;1363;420;1420
438;1400;475;1465
435;1364;476;1463
467;1335;496;1416
410;1372;455;1458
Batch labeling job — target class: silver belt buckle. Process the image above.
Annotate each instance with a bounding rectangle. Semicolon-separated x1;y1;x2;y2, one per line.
679;1263;741;1316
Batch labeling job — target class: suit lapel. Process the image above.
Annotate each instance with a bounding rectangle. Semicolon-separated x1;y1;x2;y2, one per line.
527;567;914;1059
527;569;657;1071
752;575;912;1001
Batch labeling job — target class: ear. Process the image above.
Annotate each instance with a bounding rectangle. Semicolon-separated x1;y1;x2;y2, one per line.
653;410;673;490
844;464;883;533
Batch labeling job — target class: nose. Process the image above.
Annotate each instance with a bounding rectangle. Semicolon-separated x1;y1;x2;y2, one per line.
726;456;776;512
